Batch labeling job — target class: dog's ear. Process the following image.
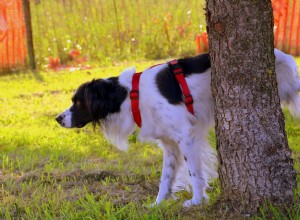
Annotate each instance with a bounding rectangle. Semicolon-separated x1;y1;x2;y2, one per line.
84;80;109;121
84;78;127;121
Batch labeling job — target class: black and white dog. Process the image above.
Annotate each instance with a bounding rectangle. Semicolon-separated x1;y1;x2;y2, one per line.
56;49;300;207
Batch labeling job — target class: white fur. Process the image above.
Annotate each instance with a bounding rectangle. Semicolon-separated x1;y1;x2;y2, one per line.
100;99;135;151
56;108;72;128
275;49;300;117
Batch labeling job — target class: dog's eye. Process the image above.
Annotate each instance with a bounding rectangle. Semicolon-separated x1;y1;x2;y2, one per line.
75;100;81;107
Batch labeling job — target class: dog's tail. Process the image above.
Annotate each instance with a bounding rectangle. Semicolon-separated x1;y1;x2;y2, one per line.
275;49;300;118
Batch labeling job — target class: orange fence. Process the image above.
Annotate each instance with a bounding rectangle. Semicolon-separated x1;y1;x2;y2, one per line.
197;0;300;56
273;0;300;56
0;0;299;74
0;0;26;74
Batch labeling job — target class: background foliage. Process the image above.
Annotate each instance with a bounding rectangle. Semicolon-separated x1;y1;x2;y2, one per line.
30;0;206;69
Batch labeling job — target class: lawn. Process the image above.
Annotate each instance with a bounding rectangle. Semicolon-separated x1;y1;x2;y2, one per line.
0;59;300;219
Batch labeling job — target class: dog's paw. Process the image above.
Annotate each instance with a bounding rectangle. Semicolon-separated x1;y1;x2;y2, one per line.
171;194;178;201
202;194;209;204
149;202;158;208
142;202;158;209
183;198;202;208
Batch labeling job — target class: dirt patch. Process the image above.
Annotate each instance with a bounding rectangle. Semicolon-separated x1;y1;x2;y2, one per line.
16;169;118;184
68;169;117;183
10;168;159;205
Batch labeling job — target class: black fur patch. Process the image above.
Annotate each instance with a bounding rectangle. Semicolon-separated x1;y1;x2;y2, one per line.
70;77;128;127
155;67;183;104
155;53;210;104
177;53;211;76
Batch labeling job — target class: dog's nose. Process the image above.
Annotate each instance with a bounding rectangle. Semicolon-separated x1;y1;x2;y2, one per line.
56;115;63;124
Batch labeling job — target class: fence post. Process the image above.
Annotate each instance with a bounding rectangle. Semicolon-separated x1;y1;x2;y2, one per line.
22;0;36;70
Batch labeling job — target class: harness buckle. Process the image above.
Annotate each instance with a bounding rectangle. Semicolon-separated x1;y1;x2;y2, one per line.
169;60;183;75
173;68;183;75
184;94;193;105
130;90;139;100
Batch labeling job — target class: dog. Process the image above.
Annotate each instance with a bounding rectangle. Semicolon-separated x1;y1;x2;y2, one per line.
56;49;300;207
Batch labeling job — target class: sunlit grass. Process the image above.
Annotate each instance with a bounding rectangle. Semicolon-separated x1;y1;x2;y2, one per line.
0;62;177;219
0;60;300;218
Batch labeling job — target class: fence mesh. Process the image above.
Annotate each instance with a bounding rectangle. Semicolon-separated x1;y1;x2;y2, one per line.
28;0;205;71
273;0;300;56
0;0;27;74
196;0;300;55
0;0;299;74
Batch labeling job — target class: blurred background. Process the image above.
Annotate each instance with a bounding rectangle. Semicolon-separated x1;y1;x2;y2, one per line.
0;0;299;74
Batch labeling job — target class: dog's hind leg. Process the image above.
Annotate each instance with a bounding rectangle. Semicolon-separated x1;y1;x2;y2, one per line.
175;136;209;207
155;139;182;205
172;124;217;207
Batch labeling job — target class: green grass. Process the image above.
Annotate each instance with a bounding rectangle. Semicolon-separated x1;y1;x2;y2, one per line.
29;0;206;69
0;60;300;219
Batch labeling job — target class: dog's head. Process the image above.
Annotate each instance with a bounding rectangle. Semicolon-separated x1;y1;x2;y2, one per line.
56;77;128;128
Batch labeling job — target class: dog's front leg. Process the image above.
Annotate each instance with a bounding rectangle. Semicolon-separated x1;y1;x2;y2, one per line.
155;140;181;205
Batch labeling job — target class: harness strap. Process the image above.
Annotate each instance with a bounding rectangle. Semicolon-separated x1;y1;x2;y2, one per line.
130;72;142;127
168;60;194;115
130;61;195;127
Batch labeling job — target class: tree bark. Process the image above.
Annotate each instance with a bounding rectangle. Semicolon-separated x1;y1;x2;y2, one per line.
206;0;297;213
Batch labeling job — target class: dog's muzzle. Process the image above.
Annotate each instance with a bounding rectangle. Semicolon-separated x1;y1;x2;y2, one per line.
56;109;72;128
56;113;68;128
56;114;64;124
56;109;87;128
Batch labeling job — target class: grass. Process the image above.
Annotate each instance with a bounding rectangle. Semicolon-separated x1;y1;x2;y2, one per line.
0;59;300;219
29;0;206;69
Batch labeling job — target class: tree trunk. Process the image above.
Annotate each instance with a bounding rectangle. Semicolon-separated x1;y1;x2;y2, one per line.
206;0;297;213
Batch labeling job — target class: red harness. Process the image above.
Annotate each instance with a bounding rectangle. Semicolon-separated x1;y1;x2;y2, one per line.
130;60;194;127
130;72;142;127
